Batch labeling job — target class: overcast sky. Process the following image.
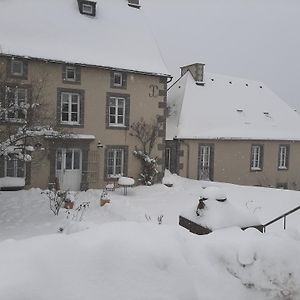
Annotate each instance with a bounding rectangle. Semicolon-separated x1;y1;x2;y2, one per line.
143;0;300;111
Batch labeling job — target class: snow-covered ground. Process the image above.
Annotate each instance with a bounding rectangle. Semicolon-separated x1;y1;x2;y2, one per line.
1;174;300;299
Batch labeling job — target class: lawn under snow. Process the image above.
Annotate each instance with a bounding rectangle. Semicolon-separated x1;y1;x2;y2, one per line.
1;174;300;299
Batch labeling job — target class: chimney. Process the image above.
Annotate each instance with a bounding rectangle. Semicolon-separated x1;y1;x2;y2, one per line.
128;0;141;9
180;63;205;83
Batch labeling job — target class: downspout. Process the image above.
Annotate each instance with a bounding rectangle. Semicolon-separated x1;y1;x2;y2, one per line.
180;139;190;178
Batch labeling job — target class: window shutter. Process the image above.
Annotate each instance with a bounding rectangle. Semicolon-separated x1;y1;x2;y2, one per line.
286;145;290;169
26;87;33;126
209;145;214;180
259;145;264;170
79;90;85;126
76;67;81;83
124;95;130;128
62;65;67;81
123;146;129;176
25;161;31;185
122;73;127;88
0;157;4;177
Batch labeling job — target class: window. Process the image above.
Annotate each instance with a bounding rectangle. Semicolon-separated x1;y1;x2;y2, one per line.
63;65;80;83
5;158;25;177
113;72;122;87
106;149;124;178
111;71;127;89
198;145;212;180
251;145;263;171
11;60;24;76
82;3;93;14
109;97;125;126
66;67;76;81
5;87;28;120
278;145;289;170
61;92;80;125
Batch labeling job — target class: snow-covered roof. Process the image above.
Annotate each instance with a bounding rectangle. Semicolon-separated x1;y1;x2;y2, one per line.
0;0;169;76
167;71;300;141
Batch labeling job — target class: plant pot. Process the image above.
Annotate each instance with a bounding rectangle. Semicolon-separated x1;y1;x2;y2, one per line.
100;199;110;207
64;201;74;209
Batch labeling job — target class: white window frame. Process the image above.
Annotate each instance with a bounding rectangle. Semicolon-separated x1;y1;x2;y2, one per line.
60;92;80;125
113;72;123;87
251;145;262;170
5;87;28;120
82;3;93;14
109;96;126;127
107;149;124;178
199;145;210;169
278;145;288;169
65;66;77;82
4;158;25;178
11;60;24;76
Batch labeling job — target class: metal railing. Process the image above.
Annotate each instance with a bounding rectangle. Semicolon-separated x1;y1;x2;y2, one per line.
263;205;300;233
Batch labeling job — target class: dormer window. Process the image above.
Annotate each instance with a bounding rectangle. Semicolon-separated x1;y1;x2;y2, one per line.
82;3;93;14
128;0;141;9
78;0;96;16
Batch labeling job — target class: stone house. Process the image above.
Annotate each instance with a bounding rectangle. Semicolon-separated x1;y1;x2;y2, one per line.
0;0;170;190
166;63;300;190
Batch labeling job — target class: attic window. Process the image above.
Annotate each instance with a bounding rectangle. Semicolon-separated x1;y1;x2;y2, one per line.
128;0;141;8
236;109;243;113
78;0;96;16
83;4;93;14
263;112;272;119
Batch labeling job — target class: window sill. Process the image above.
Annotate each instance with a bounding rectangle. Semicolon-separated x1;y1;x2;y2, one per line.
250;167;262;172
62;79;81;85
108;124;128;130
278;167;288;171
59;122;83;128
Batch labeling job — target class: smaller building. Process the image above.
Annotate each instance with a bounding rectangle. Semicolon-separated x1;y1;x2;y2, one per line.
166;63;300;190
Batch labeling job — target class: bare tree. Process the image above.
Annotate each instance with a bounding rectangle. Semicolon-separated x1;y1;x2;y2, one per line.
130;118;161;185
0;64;59;162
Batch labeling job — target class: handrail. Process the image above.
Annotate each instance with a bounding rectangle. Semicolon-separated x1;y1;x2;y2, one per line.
263;205;300;232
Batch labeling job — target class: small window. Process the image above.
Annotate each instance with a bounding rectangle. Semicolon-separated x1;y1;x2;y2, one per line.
82;3;93;14
251;145;263;171
278;145;289;170
66;66;76;81
11;60;24;76
113;72;123;87
106;149;124;178
109;97;126;127
63;65;80;83
60;92;80;125
111;71;127;89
